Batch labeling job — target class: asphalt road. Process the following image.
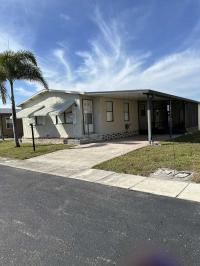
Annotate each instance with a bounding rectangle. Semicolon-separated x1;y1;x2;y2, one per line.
0;165;199;266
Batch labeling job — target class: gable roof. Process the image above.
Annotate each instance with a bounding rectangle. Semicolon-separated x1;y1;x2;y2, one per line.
17;89;83;107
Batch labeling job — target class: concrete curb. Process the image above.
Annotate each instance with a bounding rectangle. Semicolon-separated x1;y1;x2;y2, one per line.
0;160;199;203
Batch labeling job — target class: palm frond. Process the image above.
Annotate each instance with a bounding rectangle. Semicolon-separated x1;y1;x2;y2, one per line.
0;66;6;81
14;50;37;66
0;50;16;79
17;63;48;90
0;81;7;104
0;50;48;90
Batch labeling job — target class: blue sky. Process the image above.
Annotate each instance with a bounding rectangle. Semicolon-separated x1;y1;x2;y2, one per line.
1;0;200;106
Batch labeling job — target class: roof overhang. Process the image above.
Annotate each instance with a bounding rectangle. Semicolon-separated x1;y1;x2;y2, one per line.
17;88;200;107
16;98;75;118
85;89;199;104
16;105;44;118
34;100;75;116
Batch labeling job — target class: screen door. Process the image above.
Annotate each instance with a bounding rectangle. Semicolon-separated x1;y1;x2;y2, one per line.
83;100;94;134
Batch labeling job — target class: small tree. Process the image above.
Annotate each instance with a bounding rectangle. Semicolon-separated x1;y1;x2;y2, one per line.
0;50;48;147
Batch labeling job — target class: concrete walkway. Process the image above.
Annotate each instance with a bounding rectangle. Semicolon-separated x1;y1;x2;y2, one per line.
67;169;200;202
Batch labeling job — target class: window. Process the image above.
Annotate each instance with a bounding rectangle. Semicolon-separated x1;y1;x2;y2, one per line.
35;116;45;126
124;103;130;121
106;101;113;122
5;118;13;129
84;113;93;124
54;112;73;124
64;112;73;124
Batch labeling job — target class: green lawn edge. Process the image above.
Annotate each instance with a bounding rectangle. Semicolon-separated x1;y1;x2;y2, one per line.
94;132;200;183
0;140;71;160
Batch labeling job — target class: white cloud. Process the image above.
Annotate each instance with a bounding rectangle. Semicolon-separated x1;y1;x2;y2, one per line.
15;87;34;97
53;49;72;81
0;31;25;52
39;9;200;100
1;7;200;100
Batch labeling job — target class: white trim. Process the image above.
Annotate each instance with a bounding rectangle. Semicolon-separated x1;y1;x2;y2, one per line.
17;89;84;107
16;105;44;118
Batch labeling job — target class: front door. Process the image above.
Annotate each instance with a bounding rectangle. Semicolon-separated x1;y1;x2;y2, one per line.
83;99;94;134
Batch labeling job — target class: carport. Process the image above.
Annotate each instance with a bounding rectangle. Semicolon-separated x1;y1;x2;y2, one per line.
143;90;199;143
87;90;199;144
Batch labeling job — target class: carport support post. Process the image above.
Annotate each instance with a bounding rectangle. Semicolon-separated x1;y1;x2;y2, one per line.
169;99;173;139
147;94;152;144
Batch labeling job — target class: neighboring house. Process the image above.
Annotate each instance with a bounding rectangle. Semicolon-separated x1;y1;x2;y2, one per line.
0;108;23;139
16;89;199;143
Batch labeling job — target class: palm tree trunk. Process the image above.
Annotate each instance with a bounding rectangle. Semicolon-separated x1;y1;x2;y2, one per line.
9;80;20;147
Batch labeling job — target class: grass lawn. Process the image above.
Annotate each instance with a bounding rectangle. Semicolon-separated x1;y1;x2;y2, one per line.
94;132;200;183
0;140;71;160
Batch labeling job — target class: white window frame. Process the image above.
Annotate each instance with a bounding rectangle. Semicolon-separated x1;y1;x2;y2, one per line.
124;103;130;121
106;101;114;122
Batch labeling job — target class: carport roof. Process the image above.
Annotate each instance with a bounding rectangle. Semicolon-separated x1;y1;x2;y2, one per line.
85;89;199;103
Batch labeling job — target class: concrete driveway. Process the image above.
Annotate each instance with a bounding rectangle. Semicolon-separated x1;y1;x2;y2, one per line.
26;138;148;175
0;137;148;177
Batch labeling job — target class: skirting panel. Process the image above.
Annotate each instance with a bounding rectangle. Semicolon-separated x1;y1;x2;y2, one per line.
101;130;138;141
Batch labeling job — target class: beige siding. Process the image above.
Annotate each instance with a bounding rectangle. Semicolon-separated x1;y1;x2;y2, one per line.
0;114;23;138
81;96;139;135
21;91;83;139
93;97;102;133
21;91;139;139
22;116;74;138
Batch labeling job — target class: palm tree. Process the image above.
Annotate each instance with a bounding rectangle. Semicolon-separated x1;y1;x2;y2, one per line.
0;50;48;147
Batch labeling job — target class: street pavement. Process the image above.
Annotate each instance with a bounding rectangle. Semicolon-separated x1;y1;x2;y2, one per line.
0;165;199;265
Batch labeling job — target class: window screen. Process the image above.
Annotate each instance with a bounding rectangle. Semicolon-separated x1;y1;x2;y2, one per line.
124;103;130;121
106;101;113;122
35;116;45;126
